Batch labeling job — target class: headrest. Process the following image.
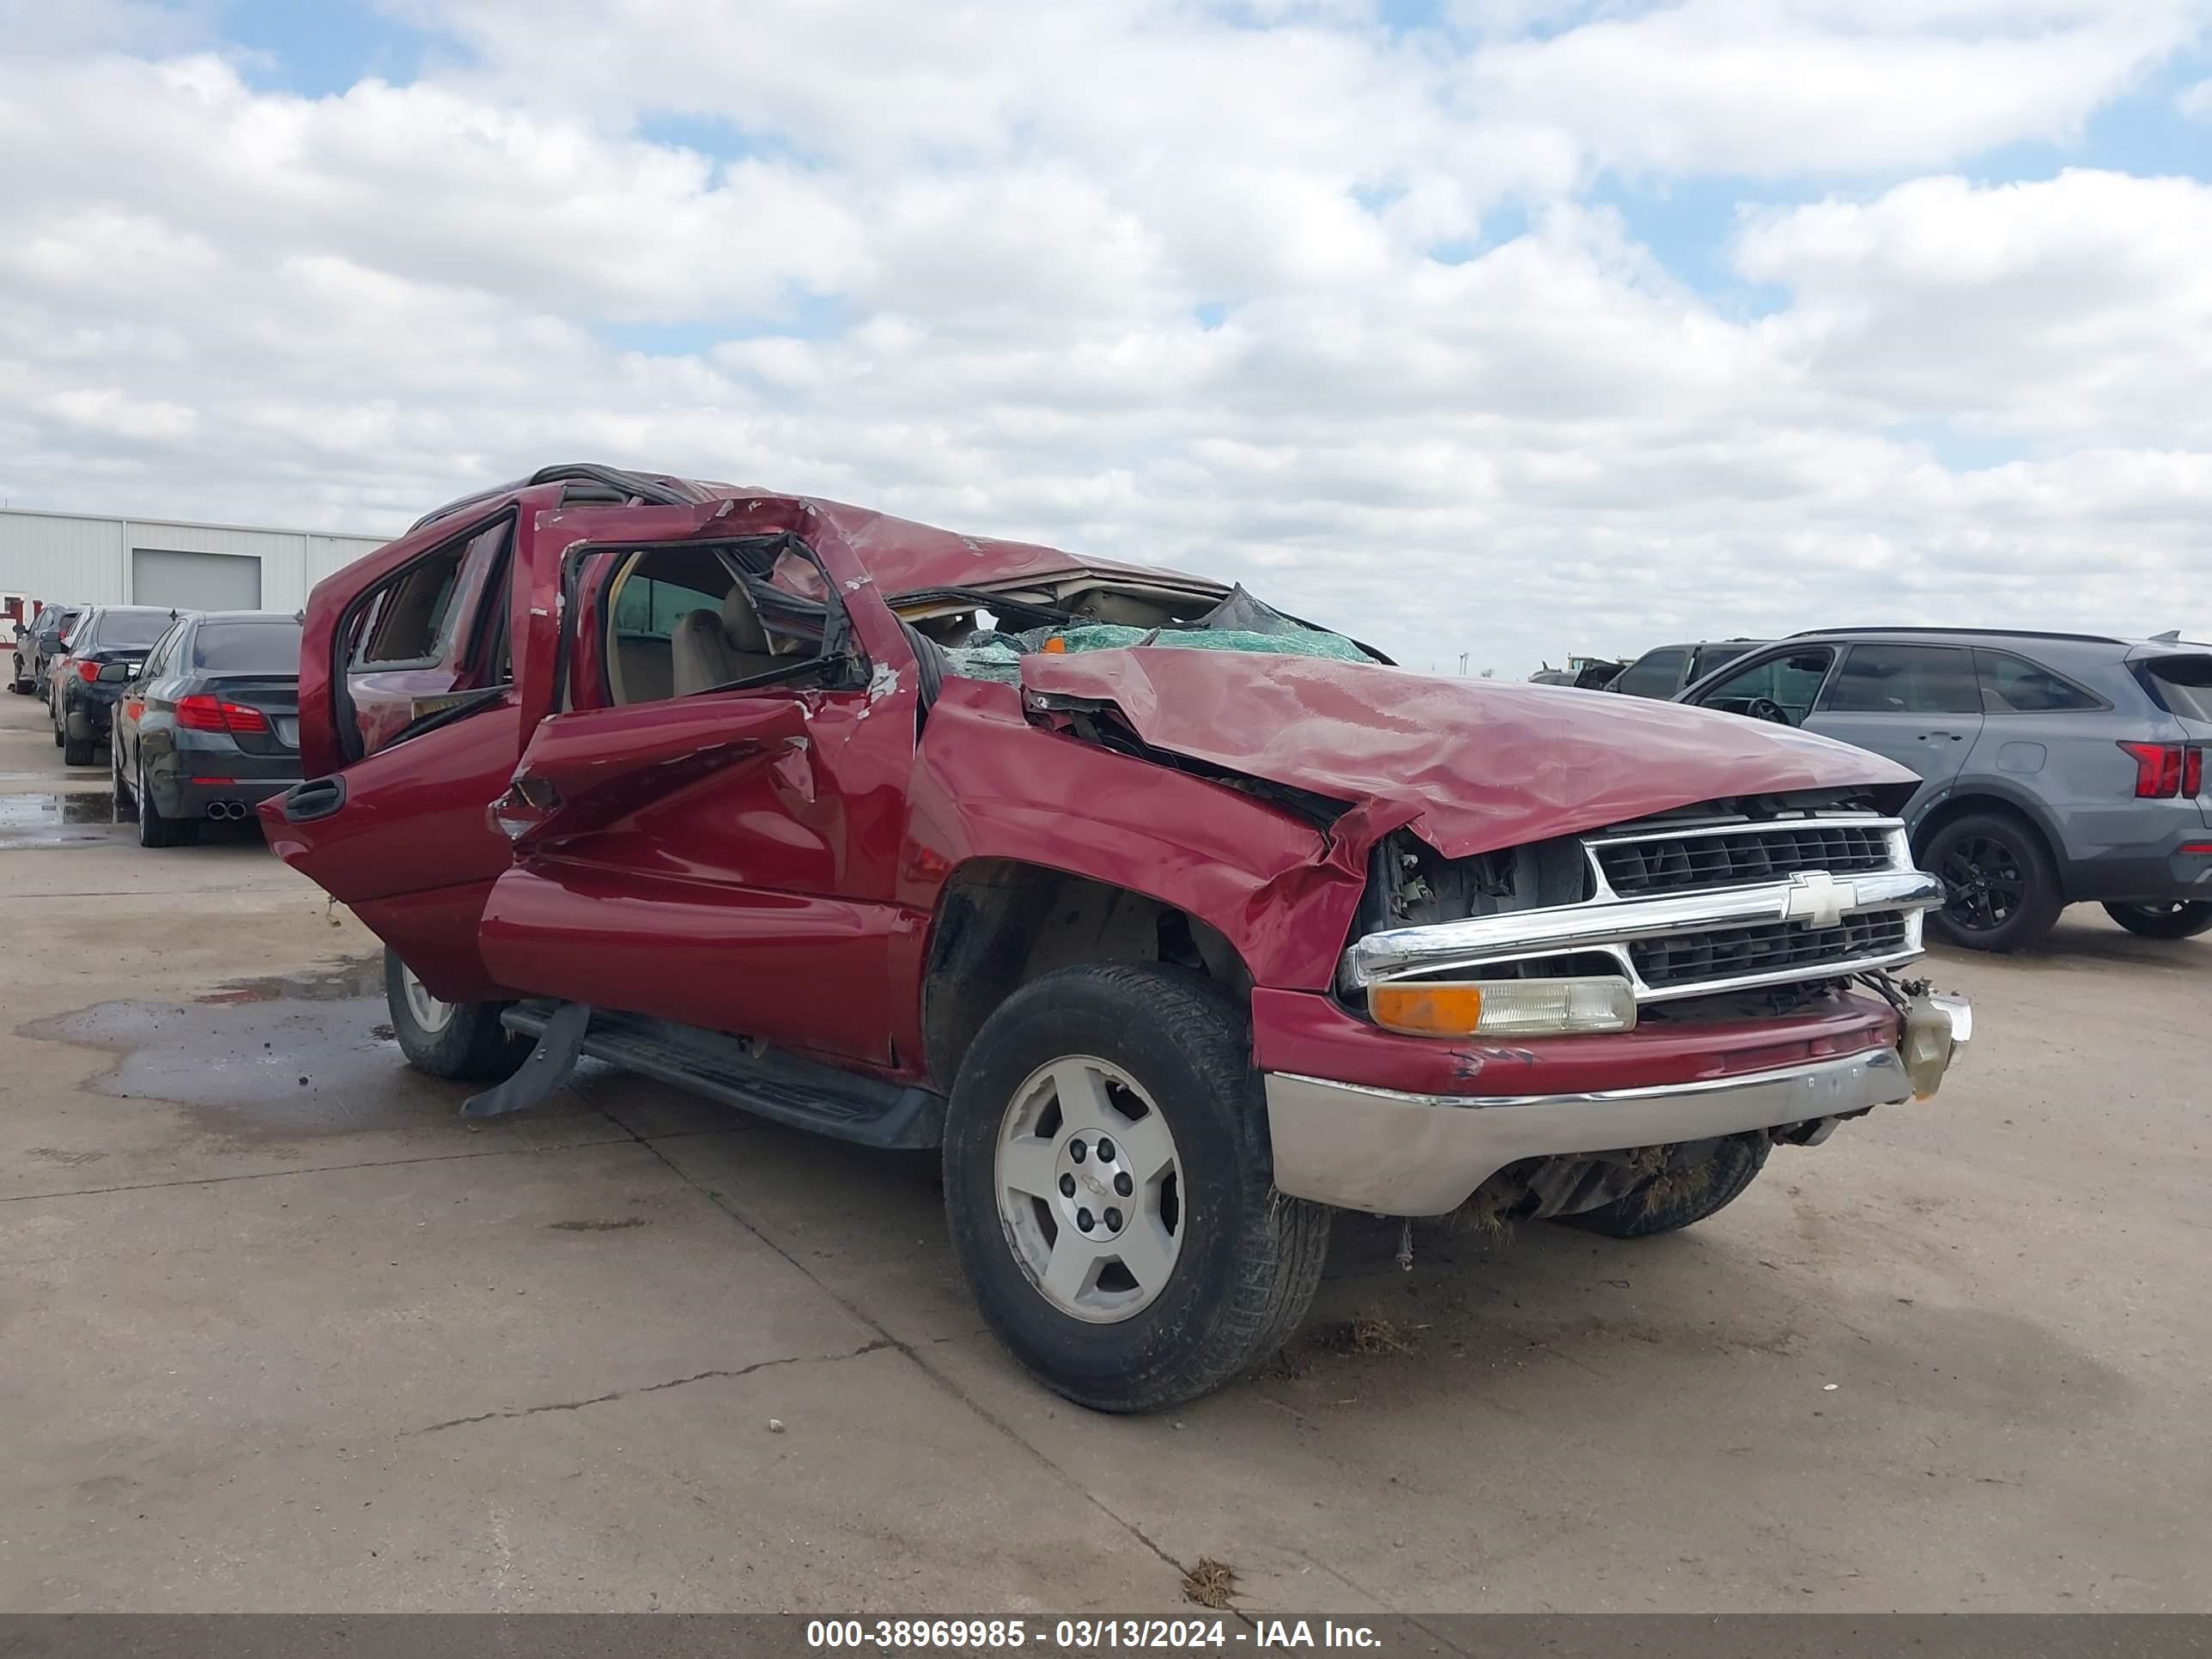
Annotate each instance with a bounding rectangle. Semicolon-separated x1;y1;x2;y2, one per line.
721;582;771;653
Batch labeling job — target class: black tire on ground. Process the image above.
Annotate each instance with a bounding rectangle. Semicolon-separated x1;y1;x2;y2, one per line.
63;727;98;766
383;947;531;1080
135;757;196;848
1557;1134;1771;1239
2102;900;2212;940
51;708;63;746
941;963;1331;1414
1923;809;2063;951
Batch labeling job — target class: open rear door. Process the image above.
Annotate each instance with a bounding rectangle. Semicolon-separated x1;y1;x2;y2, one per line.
264;491;726;1002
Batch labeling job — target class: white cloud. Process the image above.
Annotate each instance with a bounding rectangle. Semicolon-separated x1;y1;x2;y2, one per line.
1458;0;2198;178
1737;171;2212;444
2180;76;2212;118
0;3;2208;671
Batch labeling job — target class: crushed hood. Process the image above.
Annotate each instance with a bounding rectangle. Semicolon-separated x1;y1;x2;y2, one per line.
1021;647;1916;859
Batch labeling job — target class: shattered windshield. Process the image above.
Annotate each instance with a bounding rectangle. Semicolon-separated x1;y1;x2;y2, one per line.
937;585;1378;684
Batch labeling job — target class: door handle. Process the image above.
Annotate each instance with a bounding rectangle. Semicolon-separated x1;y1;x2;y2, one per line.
282;776;347;823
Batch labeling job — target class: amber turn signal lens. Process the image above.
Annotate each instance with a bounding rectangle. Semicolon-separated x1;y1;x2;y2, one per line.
1368;976;1638;1038
1367;982;1488;1036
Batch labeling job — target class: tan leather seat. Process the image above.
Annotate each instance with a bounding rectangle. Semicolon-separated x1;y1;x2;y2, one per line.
670;585;781;696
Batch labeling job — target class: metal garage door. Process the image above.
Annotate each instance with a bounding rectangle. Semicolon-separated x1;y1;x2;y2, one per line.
131;548;263;610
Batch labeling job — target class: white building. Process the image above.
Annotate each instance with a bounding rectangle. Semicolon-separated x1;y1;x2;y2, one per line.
0;507;389;619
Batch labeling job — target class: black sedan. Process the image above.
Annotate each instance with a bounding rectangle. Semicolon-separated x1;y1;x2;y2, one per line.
50;605;175;763
112;611;304;847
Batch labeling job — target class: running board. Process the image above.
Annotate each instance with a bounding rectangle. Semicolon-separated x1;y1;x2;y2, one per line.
501;1003;945;1151
464;998;591;1121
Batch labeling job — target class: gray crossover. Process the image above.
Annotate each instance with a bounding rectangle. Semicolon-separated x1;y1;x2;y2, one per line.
1676;628;2212;950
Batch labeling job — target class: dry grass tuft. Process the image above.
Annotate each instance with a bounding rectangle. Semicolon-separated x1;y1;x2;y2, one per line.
1182;1558;1237;1608
1321;1312;1414;1356
1638;1158;1714;1216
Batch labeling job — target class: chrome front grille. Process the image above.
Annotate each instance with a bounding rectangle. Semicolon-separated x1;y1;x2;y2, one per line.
1627;913;1913;991
1594;822;1896;896
1341;814;1938;1005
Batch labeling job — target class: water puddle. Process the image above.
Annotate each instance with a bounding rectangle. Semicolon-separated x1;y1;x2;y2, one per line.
0;789;277;850
19;956;459;1138
0;792;127;848
192;957;386;1004
0;791;121;823
15;956;633;1141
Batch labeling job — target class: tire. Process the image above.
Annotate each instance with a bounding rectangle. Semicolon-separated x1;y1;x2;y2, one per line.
2102;900;2212;940
1923;810;2063;951
63;727;98;767
383;947;530;1080
135;757;195;848
1558;1135;1771;1239
942;963;1330;1413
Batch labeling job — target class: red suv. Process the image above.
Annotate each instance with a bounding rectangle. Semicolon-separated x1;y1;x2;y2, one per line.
268;464;1972;1412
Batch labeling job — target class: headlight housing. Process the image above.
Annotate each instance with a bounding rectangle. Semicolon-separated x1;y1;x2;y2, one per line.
1367;975;1638;1039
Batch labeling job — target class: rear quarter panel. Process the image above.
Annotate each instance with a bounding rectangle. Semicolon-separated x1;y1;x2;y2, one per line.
1961;669;2192;863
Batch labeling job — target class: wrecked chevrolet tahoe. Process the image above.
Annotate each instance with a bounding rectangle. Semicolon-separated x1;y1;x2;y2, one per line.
266;464;1972;1413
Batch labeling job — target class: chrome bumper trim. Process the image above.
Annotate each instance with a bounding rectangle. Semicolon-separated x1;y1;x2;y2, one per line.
1340;866;1944;1002
1264;1046;1921;1217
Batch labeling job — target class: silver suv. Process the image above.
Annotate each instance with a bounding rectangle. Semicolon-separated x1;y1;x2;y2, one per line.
1677;628;2212;950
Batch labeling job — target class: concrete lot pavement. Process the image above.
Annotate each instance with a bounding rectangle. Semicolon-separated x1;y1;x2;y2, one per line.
1;690;2206;1613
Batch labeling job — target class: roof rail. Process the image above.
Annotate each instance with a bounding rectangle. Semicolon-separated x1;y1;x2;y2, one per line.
406;463;697;534
1784;625;2130;646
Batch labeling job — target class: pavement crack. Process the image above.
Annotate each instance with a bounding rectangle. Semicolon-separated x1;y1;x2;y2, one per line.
0;1135;644;1204
620;1125;1214;1600
405;1340;892;1436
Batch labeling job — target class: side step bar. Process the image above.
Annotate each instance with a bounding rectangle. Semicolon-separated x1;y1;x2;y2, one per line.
501;1002;945;1151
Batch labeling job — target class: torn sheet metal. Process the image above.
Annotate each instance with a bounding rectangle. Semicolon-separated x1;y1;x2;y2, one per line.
1018;647;1915;860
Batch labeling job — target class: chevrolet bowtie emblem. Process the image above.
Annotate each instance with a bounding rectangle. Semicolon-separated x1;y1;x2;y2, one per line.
1784;870;1854;930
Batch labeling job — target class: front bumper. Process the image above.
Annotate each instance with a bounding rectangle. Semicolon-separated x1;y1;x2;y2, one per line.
1264;998;1970;1216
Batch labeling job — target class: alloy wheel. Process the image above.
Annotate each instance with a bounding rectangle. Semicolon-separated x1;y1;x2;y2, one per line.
994;1054;1185;1324
398;963;459;1034
1939;833;2027;934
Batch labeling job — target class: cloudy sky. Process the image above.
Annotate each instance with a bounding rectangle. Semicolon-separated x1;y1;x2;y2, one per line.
2;0;2208;674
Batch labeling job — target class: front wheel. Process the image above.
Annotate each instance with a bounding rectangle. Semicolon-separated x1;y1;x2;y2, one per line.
943;964;1329;1413
2103;900;2212;940
383;948;530;1079
1557;1135;1771;1239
